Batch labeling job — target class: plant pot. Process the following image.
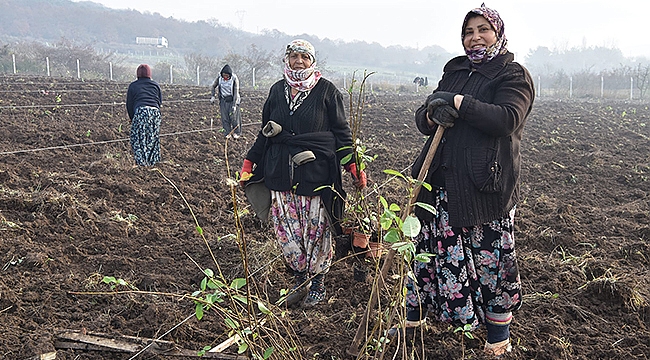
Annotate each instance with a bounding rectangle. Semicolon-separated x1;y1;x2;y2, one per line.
341;224;358;235
334;234;351;260
353;261;368;282
366;241;386;259
352;231;370;248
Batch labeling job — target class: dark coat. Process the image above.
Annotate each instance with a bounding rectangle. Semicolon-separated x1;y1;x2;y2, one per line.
246;78;353;195
126;78;162;120
245;78;353;231
412;52;535;227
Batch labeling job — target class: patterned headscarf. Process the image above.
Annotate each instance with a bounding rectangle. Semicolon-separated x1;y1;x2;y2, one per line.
283;39;322;92
462;3;508;67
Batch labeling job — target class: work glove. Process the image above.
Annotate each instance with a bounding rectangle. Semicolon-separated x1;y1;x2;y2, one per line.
262;121;282;138
210;96;215;104
429;91;457;106
426;98;459;129
344;162;367;189
292;150;316;166
239;159;254;187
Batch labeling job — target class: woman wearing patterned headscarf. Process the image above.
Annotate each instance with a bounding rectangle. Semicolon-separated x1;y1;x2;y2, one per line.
126;64;162;166
240;39;366;307
394;4;535;356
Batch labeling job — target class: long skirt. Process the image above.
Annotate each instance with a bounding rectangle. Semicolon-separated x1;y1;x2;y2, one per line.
406;189;522;330
270;191;332;275
130;106;161;166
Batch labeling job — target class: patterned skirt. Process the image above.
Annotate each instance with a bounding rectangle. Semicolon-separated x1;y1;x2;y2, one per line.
406;189;522;330
270;191;333;275
130;106;161;166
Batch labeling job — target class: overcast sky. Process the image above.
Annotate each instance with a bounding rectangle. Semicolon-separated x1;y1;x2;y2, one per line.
77;0;645;59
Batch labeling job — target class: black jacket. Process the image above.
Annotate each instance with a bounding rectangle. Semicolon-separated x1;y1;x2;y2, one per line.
245;78;353;231
126;78;162;120
413;52;535;227
246;78;353;195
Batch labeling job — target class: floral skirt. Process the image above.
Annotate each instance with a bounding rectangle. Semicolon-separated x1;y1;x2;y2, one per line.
406;190;522;330
270;191;332;275
130;106;161;166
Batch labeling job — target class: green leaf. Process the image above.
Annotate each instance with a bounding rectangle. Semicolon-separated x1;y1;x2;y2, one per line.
200;277;207;291
206;279;219;290
401;215;421;237
414;202;437;215
195;303;204;320
102;276;116;284
379;214;393;230
196;226;203;235
382;169;405;179
383;228;401;243
263;347;275;359
204;268;214;277
340;153;353;165
379;196;388;209
389;203;400;211
224;317;240;329
230;278;247;290
238;342;248;354
232;295;248;305
415;253;435;263
258;301;271;315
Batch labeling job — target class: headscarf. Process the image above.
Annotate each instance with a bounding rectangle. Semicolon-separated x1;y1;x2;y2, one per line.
136;64;151;79
283;39;321;92
462;3;508;67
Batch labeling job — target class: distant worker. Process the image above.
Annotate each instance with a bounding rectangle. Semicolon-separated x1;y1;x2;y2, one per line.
126;64;162;166
210;64;242;139
413;76;428;87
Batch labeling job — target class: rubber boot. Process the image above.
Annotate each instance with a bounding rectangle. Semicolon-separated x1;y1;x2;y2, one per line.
284;271;310;307
303;273;326;307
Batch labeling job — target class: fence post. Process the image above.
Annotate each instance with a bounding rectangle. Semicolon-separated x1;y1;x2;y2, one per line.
537;75;541;97
601;75;604;98
12;54;16;74
170;65;173;84
630;77;634;100
46;57;50;76
569;76;573;98
252;67;256;88
109;62;113;81
196;66;200;86
77;59;80;79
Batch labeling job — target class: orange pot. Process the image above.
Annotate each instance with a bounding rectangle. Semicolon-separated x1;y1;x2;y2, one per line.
366;241;386;259
352;231;370;248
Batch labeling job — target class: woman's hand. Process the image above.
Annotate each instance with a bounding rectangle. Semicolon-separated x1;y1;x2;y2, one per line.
344;162;367;189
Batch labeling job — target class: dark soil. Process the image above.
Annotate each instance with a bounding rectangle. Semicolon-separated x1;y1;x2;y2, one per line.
1;75;648;360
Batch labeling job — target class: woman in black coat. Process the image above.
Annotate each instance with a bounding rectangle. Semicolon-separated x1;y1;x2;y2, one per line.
126;64;162;166
240;39;366;307
397;4;535;357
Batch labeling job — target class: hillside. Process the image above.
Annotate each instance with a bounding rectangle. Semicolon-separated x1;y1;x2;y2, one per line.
0;0;452;77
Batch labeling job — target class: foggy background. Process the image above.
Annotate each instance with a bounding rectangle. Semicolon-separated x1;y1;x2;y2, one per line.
1;0;648;99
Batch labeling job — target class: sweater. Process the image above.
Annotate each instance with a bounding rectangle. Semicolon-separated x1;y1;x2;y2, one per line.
125;78;162;120
246;78;353;195
412;52;535;227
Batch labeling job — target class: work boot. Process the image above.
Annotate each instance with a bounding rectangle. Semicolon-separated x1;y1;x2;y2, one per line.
284;271;310;307
303;273;326;307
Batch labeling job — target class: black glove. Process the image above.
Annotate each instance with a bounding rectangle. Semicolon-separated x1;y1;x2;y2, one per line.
430;91;457;106
427;98;458;129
